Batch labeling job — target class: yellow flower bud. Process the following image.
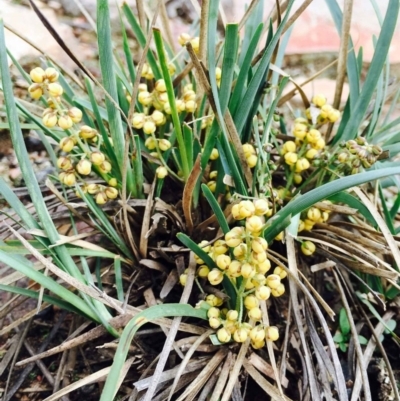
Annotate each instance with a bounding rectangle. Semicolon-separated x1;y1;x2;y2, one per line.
215;67;222;81
253;199;270;216
225;229;243;248
59;137;75;152
76;159;92;175
67;107;83;123
87;183;99;194
43;112;58;127
307;207;322;222
265;326;279;341
328;109;341;123
209;317;221;329
198;240;211;253
216;254;231;270
284;152;298;166
151;110;166;126
312;138;326;150
175;99;186;112
303;219;315;231
95;191;108;205
197;265;210;278
208;180;217;192
244;295;259;310
132;113;146;129
190;37;200;54
105;187;118;200
301;240;316;256
58;115;73;130
209;170;218;180
305;148;318;159
138;91;153;106
154;79;166;92
295;158;310;173
57;156;72;170
282;140;297;154
238;200;255;218
156;166;168;179
217;327;231;343
255;285;271;301
28;83;43;99
79;125;97;139
274;266;287;279
185;100;197;113
293;174;303;185
246;154;258;168
248;307;262;321
251;237;268;253
207;307;220;319
226;310;238;321
206;294;223;307
158;139;172;151
208;269;224;285
242;143;256;158
251;339;266;349
179;273;188;286
30;67;46;83
99;160;112;174
233;243;247;260
306;129;321;144
45;67;59;82
209;148;219;160
228;260;242;277
266;274;281;289
62;172;76;186
47;82;63;97
250;325;266;343
256;259;271;274
246;215;264;233
233;327;248;343
275;231;284;241
89;151;105;166
319;104;333;119
178;32;191;46
108;178;118;187
241;263;255;279
271;283;285;297
252;250;267;263
143;120;156;135
312;94;327;108
213;240;229;255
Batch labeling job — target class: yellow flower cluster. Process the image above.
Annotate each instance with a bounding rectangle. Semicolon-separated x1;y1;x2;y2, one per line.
206;306;279;348
335;137;383;174
307;94;341;124
180;199;286;349
242;143;258;168
28;67;118;204
298;201;332;232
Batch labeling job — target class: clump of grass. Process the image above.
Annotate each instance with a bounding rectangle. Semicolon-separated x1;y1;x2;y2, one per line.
1;0;400;400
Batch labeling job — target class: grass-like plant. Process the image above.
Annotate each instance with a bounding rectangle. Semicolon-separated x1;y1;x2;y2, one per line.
0;0;400;400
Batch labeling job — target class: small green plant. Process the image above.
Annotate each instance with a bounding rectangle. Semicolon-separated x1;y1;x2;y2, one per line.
333;308;368;352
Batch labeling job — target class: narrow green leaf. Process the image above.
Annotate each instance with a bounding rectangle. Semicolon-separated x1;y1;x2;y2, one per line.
177;233;217;270
219;24;239;113
233;0;295;135
335;0;399;142
0;250;99;321
100;304;207;400
153;28;190;181
339;308;351;336
0;284;88;317
230;23;263;115
328;192;376;226
378;184;395;234
201;184;230;234
121;3;162;79
264;167;400;242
